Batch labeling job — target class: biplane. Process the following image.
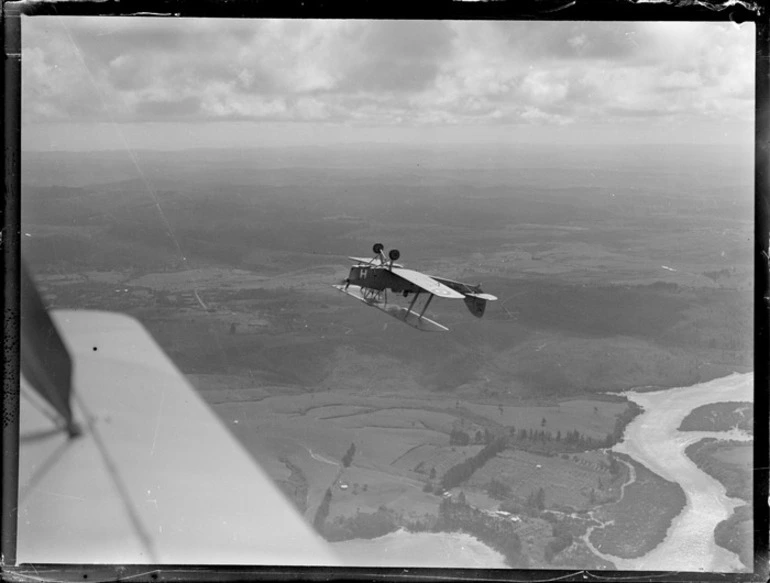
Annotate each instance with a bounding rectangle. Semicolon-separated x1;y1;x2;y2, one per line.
333;243;497;332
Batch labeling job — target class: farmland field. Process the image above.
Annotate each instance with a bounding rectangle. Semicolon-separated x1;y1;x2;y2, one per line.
21;142;753;571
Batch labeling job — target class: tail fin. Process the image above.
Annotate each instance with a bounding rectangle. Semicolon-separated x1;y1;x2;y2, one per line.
464;295;487;318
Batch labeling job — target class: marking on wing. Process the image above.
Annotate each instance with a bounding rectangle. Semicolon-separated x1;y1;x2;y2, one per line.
391;268;464;299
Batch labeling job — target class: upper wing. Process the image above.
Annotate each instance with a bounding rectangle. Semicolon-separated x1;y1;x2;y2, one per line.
348;256;404;268
18;309;338;566
429;275;498;301
390;267;464;299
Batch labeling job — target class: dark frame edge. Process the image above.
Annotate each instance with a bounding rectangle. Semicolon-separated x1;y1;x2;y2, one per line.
2;3;767;582
753;11;770;583
12;0;764;22
1;0;22;571
1;0;22;570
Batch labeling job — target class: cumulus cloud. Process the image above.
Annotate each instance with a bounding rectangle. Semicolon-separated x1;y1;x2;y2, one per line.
21;17;754;136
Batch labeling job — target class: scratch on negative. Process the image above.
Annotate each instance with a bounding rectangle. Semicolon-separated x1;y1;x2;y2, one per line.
38;490;85;501
150;390;165;457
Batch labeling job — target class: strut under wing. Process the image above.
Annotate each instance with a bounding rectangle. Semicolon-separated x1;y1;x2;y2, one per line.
333;284;449;331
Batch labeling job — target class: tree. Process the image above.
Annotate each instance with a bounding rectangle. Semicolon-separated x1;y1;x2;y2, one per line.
313;488;333;532
342;443;356;467
527;487;545;510
487;478;511;500
450;429;470;446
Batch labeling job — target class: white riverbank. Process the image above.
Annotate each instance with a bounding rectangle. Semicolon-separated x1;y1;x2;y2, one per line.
598;372;753;572
331;529;508;568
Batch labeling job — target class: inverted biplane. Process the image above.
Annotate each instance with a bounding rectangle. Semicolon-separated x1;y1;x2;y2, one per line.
333;243;497;332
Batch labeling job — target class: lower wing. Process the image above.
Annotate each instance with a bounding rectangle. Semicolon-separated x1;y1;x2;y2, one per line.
333;284;449;331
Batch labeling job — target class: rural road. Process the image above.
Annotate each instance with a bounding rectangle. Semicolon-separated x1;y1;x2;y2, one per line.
306;447;339;466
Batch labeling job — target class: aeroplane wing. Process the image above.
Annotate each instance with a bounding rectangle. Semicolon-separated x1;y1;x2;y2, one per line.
348;256;404;268
18;308;339;565
390;268;464;299
333;284;449;331
429;276;498;301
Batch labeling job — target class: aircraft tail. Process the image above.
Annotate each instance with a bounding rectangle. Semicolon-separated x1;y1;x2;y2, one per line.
463;295;486;318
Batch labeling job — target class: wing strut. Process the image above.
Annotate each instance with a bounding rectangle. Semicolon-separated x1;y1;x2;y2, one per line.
407;291;420;314
418;294;434;319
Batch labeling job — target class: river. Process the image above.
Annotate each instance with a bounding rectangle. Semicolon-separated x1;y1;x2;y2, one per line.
596;372;753;572
331;529;508;568
331;373;753;571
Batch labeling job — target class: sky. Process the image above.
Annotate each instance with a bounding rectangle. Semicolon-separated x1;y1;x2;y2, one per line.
21;17;755;151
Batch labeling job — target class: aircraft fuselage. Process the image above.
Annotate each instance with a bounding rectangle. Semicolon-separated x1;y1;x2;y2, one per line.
346;265;421;294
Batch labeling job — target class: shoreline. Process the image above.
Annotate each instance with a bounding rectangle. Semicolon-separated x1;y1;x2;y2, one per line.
599;372;753;572
684;437;753;571
330;528;508;568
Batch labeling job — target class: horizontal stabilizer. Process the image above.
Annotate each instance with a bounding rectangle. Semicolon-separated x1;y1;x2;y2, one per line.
466;292;497;301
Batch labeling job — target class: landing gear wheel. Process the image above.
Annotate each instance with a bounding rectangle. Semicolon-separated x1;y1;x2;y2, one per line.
389;249;400;261
373;243;384;254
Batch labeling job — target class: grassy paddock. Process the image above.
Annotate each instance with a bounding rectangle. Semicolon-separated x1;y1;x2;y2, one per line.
589;454;686;558
679;402;753;433
685;438;752;502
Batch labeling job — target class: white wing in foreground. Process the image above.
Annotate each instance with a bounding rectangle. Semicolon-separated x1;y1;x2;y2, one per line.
18;310;338;565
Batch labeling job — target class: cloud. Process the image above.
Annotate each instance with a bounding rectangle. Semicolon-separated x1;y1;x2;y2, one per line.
339;20;456;93
495;21;647;62
135;96;202;118
21;17;754;137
